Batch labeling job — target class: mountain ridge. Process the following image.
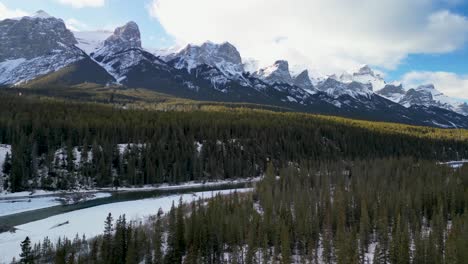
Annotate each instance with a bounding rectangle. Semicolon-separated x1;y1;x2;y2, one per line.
1;11;468;128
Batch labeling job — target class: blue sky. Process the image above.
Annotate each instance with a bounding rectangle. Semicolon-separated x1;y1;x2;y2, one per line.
1;0;468;98
388;1;468;80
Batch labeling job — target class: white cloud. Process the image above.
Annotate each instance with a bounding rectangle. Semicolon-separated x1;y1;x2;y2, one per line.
0;2;28;19
56;0;105;8
149;0;468;75
65;18;88;31
402;71;468;98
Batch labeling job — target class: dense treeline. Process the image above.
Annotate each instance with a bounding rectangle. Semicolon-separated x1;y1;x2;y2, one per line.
1;93;468;192
17;159;468;263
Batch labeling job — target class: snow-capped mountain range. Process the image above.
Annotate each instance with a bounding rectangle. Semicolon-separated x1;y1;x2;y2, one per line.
377;84;468;116
1;11;468;128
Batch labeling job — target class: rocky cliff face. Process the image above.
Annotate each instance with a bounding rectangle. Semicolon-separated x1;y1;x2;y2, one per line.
168;42;244;76
0;11;77;61
0;11;85;85
91;21;166;83
376;84;406;103
254;60;293;85
293;70;314;90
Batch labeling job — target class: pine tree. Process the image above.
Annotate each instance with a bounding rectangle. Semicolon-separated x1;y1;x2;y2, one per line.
153;208;164;264
20;236;34;264
102;213;114;264
175;198;186;259
165;202;179;264
113;214;128;264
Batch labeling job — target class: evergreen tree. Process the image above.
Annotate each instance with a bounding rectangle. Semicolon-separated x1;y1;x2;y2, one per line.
153;209;164;264
20;236;34;264
102;213;114;264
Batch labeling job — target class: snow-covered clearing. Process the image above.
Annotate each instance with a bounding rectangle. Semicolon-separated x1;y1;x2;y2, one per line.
0;188;252;263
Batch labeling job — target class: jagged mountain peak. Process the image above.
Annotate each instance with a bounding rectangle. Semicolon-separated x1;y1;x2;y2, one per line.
273;60;289;70
293;70;314;90
0;12;78;61
254;60;293;85
0;11;85;85
184;41;242;65
376;84;406;102
376;82;468;116
416;84;436;91
355;65;374;76
103;21;142;51
335;64;386;91
168;40;244;78
294;69;309;79
317;76;373;99
32;10;52;19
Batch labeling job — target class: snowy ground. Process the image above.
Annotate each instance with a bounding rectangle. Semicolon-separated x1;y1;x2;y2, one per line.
0;197;60;217
0;178;258;220
107;177;261;192
0;188;252;263
0;193;111;217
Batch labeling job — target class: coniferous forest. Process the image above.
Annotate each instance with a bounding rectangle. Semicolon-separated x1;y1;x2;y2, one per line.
1;92;468;193
1;91;468;264
16;160;468;264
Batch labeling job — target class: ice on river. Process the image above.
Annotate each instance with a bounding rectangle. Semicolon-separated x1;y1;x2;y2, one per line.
0;192;112;217
0;188;252;263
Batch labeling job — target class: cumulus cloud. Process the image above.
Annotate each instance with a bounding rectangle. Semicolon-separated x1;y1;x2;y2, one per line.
56;0;105;8
149;0;468;75
0;2;28;19
402;71;468;98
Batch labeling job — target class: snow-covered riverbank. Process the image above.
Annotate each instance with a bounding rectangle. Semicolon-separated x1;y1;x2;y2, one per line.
0;193;112;217
0;178;259;218
0;177;260;199
0;188;252;263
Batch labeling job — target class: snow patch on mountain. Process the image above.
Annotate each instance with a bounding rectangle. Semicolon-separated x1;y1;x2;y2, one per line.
74;30;113;55
168;41;244;78
91;22;161;83
376;84;406;103
0;51;84;85
317;78;373;99
335;65;386;91
379;83;468;116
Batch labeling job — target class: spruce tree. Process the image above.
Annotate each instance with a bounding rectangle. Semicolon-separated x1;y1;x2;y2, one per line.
20;236;34;264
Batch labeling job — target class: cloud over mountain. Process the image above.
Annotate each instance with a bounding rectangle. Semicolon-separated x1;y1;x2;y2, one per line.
402;71;468;99
149;0;468;75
